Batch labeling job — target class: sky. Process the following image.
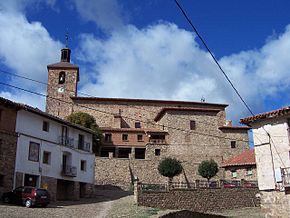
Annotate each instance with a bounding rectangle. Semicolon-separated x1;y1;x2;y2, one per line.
0;0;290;125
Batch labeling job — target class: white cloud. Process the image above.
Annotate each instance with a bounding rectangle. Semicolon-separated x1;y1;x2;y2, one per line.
72;0;127;31
76;22;290;123
0;2;62;110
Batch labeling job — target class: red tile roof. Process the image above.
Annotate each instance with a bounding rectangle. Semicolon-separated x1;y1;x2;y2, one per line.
154;107;221;122
222;149;256;167
240;106;290;125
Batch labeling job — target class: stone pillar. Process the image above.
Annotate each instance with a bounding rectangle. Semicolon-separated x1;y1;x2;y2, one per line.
195;180;200;189
109;152;114;159
133;177;140;204
130;147;135;159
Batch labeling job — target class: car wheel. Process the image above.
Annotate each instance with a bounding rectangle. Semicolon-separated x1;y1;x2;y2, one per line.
25;199;32;208
3;197;10;203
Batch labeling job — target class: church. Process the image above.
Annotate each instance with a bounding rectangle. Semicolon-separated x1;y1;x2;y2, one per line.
46;47;250;188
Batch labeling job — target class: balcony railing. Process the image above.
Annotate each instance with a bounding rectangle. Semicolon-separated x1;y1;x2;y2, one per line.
59;136;75;148
62;165;77;177
149;139;167;144
77;141;91;152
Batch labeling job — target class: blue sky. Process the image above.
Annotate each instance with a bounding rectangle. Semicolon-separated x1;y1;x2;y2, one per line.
0;0;290;124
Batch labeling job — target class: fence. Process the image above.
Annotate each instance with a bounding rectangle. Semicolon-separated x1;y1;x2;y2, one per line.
140;179;258;192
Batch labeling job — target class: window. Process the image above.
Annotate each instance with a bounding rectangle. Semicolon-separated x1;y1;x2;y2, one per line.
78;134;84;149
231;141;236;148
135;148;146;159
80;160;86;171
118;148;131;158
122;134;128;141
42;121;49;132
59;71;65;84
155;149;161;156
190;120;196;130
28;142;40;162
247;168;253;176
43;151;51;164
100;147;115;157
0;175;4;187
135;122;141;128
104;133;112;142
231;170;237;178
137;134;143;142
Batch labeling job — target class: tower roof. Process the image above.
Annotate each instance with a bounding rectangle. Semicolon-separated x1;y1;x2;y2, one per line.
47;47;79;81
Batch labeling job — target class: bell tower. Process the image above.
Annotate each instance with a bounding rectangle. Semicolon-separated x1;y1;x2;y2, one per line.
46;47;79;118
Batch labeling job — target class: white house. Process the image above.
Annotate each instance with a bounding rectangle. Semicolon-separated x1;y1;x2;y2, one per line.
14;105;95;201
241;106;290;217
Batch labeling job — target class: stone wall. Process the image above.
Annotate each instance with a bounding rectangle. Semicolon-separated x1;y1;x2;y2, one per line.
260;190;290;217
137;186;260;212
0;130;18;196
41;176;57;202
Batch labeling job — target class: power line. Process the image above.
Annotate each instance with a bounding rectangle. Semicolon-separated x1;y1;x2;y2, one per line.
0;81;250;143
0;68;242;134
174;0;286;167
174;0;254;116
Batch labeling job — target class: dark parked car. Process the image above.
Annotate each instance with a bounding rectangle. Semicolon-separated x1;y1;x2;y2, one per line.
1;186;50;208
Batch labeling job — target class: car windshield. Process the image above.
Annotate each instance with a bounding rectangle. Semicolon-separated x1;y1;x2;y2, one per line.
36;189;48;196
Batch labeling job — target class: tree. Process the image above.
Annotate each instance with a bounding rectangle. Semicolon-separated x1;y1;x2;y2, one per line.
66;112;102;154
198;159;219;182
158;157;183;183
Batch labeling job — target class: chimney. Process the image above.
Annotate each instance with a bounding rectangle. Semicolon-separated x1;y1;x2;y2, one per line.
113;109;122;128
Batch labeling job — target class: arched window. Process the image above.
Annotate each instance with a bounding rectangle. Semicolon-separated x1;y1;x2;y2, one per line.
59;71;65;84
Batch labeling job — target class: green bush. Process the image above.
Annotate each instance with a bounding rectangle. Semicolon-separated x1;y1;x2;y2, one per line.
158;157;183;179
198;159;219;181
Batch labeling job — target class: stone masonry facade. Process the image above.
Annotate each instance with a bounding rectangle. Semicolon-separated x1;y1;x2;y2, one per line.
0;131;18;196
0;100;18;196
46;48;251;189
137;185;260;212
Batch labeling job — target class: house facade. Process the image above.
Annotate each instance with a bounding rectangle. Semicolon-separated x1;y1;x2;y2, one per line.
222;149;256;180
46;48;251;188
241;106;290;217
0;97;95;201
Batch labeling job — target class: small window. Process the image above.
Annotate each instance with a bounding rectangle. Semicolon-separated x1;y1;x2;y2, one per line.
247;168;253;176
155;149;161;156
43;151;51;164
42;121;49;132
59;71;65;84
135;122;141;128
231;141;236;148
231;170;237;178
0;175;4;187
190;120;196;130
137;134;143;142
81;160;86;171
104;133;112;142
122;134;128;141
135;148;146;159
28;142;40;162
